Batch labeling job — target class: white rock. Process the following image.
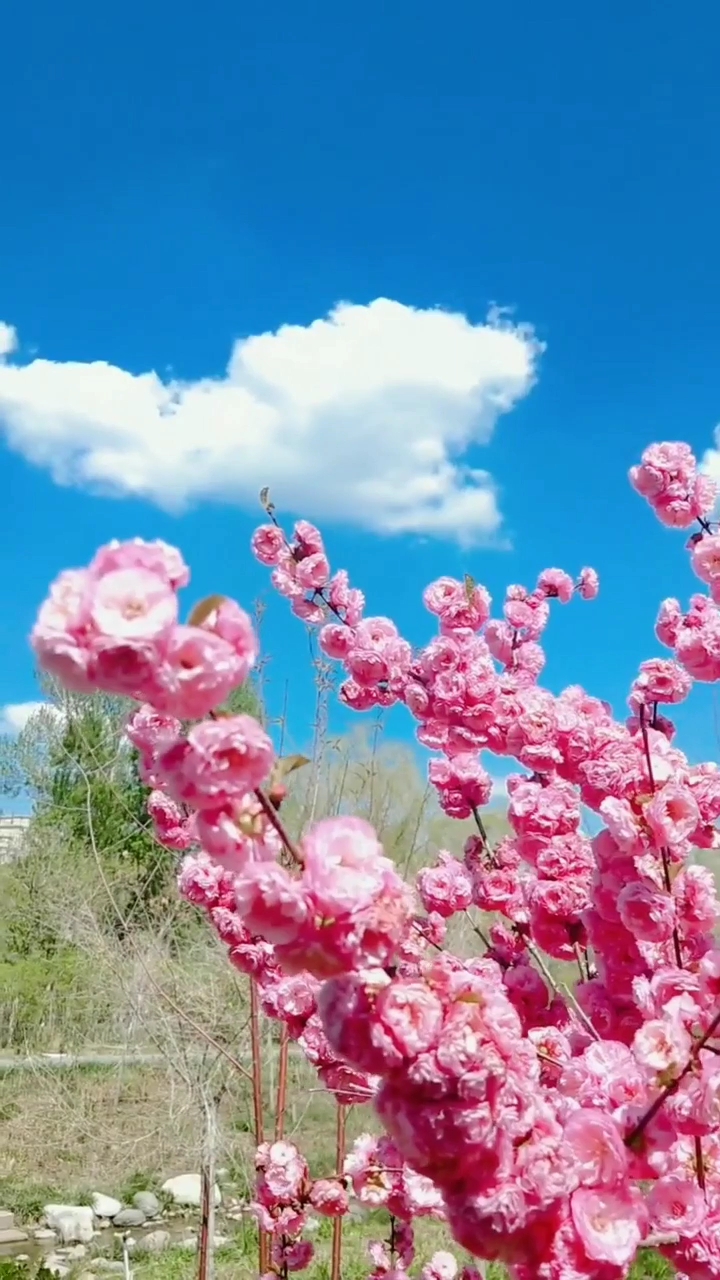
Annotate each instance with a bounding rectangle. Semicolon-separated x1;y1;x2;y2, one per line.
160;1175;221;1208
92;1192;122;1220
134;1230;171;1254
44;1253;71;1278
34;1228;58;1243
43;1207;95;1245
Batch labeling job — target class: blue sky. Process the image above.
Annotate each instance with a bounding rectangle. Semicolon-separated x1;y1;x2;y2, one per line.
2;0;720;776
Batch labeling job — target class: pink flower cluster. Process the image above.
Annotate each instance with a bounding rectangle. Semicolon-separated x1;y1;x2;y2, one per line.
235;816;413;979
253;1139;349;1276
31;538;258;717
177;848;382;1106
30;440;720;1278
630;442;716;529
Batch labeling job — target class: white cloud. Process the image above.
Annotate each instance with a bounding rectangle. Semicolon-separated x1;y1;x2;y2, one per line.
0;323;17;358
702;428;720;493
0;300;540;545
0;701;58;734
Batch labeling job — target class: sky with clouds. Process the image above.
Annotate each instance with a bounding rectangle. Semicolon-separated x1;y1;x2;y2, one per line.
3;0;720;782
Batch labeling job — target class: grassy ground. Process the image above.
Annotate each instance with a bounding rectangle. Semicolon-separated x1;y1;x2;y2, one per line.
0;1220;678;1280
0;1057;378;1210
122;1222;676;1280
0;1065;678;1277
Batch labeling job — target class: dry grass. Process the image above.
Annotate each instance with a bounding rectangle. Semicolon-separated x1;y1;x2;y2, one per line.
0;1051;380;1220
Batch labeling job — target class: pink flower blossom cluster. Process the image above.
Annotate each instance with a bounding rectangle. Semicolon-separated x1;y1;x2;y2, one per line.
31;538;258;716
253;1138;349;1276
30;440;720;1277
630;442;717;529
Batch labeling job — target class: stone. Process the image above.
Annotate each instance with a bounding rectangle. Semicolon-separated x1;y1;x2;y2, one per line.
134;1230;171;1254
44;1253;71;1278
161;1174;220;1208
65;1243;88;1260
112;1208;146;1228
0;1228;29;1244
176;1237;197;1252
213;1235;229;1248
131;1192;160;1218
91;1195;122;1220
43;1207;95;1245
0;1211;15;1232
34;1228;59;1243
94;1261;125;1274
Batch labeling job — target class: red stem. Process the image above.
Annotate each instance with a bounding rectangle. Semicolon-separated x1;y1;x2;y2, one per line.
330;1105;347;1280
275;1023;290;1141
250;979;270;1274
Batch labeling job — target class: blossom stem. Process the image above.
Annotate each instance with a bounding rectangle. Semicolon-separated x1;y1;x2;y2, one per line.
249;979;270;1274
523;936;600;1040
330;1105;346;1280
464;910;491;951
274;1023;290;1141
638;707;684;968
471;804;491;851
695;1135;706;1193
625;1004;720;1146
254;787;304;865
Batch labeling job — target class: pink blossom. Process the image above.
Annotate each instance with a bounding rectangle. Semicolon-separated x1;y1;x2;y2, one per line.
31;569;95;691
633;1016;692;1076
89;568;177;641
160;715;275;808
309;1178;349;1216
319;623;354;659
421;1251;458;1280
562;1108;628;1187
89;538;190;589
577;567;599;600
631;657;692;707
417;852;473;918
147;789;193;851
423;578;465;616
645;781;700;848
274;1239;314;1272
691;532;720;585
537;568;575;603
234;862;308;944
125;704;182;757
570;1185;644;1266
647;1175;707;1236
617;881;676;943
251;523;287;566
656;597;684;648
153;625;248;718
256;1139;308;1204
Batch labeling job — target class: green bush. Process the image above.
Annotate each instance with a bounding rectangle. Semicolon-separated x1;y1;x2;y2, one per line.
0;950;97;1050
